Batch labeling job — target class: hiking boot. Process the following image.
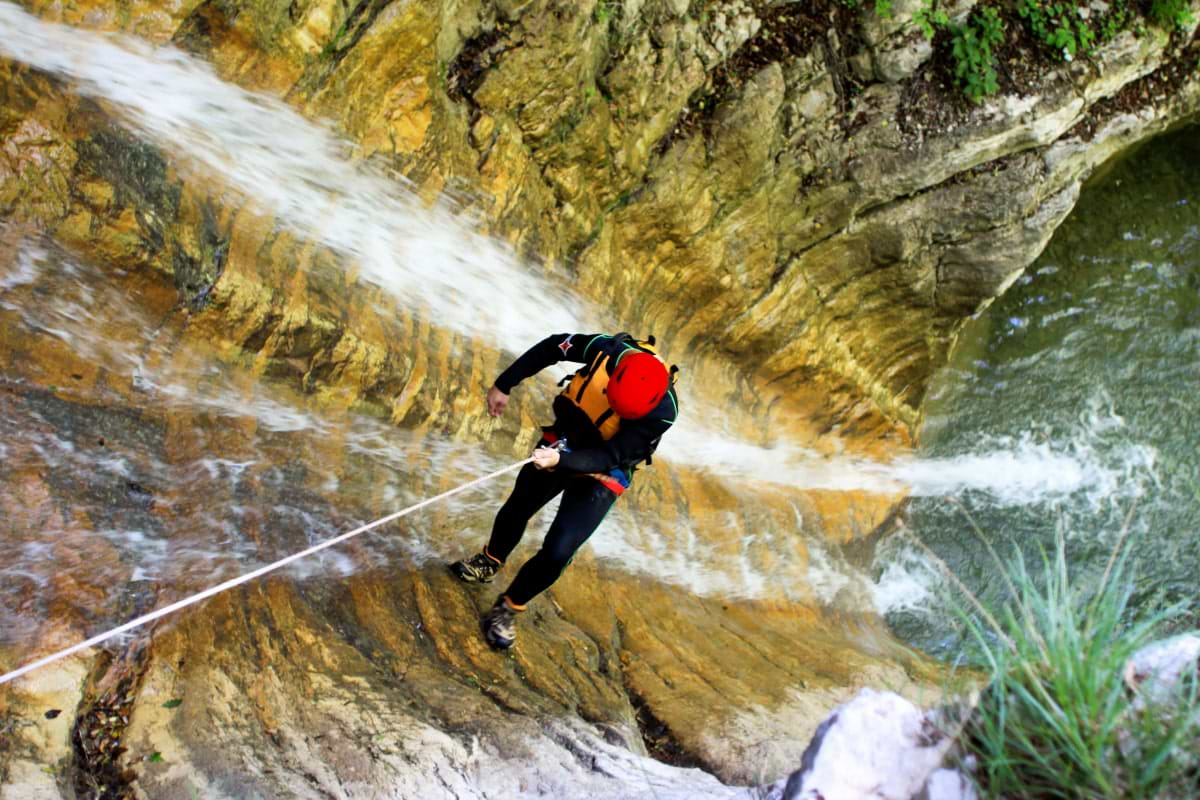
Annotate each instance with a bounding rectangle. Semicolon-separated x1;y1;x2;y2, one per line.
482;595;522;649
449;550;502;584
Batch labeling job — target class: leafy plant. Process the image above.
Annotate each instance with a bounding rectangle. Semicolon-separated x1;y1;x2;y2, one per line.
913;0;951;38
1017;0;1100;60
1100;0;1134;40
950;6;1006;103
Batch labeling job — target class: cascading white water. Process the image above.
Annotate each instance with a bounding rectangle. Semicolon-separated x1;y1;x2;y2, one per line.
0;2;587;347
0;2;1157;642
0;1;1125;510
1;223;1149;639
666;427;1152;501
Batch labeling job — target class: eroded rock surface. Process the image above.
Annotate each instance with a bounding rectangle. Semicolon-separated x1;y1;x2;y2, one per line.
1;0;1198;796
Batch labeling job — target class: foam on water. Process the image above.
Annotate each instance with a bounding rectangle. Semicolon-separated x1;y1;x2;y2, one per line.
870;541;939;616
0;2;589;348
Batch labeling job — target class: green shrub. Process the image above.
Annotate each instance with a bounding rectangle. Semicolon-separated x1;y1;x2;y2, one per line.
913;0;951;39
1100;1;1133;40
945;535;1200;798
919;0;1194;104
950;6;1006;103
1149;0;1196;29
1017;0;1097;59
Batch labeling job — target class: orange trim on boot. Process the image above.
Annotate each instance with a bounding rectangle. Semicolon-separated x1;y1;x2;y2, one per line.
483;546;503;565
501;595;527;611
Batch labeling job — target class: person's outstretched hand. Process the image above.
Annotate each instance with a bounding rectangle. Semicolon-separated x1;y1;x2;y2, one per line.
531;447;560;470
487;385;509;417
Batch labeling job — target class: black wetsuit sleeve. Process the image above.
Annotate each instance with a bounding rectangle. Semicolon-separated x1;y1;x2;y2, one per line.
558;414;675;473
494;333;607;393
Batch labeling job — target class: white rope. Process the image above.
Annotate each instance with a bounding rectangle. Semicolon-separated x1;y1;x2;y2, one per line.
0;456;534;687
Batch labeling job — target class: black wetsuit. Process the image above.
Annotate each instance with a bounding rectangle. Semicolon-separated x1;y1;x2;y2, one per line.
486;333;678;606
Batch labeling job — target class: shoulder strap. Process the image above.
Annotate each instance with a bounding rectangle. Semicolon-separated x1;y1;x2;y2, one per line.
612;332;661;356
573;349;608;401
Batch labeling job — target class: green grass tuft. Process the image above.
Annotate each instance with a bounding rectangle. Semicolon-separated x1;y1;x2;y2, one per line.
931;523;1200;798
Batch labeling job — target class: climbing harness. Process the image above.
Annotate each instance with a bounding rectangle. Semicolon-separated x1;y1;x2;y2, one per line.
0;456;534;687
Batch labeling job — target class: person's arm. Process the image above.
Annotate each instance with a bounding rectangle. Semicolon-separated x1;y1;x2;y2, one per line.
494;333;607;393
556;413;675;473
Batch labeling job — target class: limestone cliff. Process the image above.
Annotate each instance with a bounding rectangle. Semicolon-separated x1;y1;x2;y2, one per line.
0;0;1197;797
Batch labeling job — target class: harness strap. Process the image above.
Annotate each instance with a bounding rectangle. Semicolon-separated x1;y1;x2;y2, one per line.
574;351;606;403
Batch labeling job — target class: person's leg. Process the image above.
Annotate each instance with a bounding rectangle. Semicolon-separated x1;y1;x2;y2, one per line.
501;478;617;608
451;461;567;584
485;462;568;563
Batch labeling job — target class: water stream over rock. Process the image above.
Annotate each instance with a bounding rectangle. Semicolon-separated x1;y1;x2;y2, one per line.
0;0;1197;796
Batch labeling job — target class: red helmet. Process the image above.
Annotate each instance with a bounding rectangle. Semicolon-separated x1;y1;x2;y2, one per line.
607;351;669;419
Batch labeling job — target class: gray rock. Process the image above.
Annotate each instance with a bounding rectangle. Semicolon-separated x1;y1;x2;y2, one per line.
778;689;975;800
1125;633;1200;706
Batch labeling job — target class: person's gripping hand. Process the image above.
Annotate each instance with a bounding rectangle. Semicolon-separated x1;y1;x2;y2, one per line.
487;385;509;418
531;447;560;470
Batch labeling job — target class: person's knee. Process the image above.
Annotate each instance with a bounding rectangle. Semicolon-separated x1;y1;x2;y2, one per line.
539;537;580;570
496;492;543;526
494;504;526;527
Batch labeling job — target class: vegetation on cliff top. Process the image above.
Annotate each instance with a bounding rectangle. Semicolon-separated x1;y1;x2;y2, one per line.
910;0;1197;104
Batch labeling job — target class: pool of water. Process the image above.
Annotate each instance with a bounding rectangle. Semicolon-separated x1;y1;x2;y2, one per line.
887;125;1200;655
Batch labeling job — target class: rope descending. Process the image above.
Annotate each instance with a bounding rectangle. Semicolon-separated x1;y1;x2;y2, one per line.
0;457;534;687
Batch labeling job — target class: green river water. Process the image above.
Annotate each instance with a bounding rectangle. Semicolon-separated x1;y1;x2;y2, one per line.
888;125;1200;655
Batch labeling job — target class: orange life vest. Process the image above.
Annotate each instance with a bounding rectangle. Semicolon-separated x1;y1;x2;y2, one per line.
558;336;666;442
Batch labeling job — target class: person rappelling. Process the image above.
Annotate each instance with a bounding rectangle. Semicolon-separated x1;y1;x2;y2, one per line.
449;333;679;649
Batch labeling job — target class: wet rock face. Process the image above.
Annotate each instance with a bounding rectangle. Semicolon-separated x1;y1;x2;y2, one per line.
0;225;924;797
6;0;1199;428
0;0;1198;796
